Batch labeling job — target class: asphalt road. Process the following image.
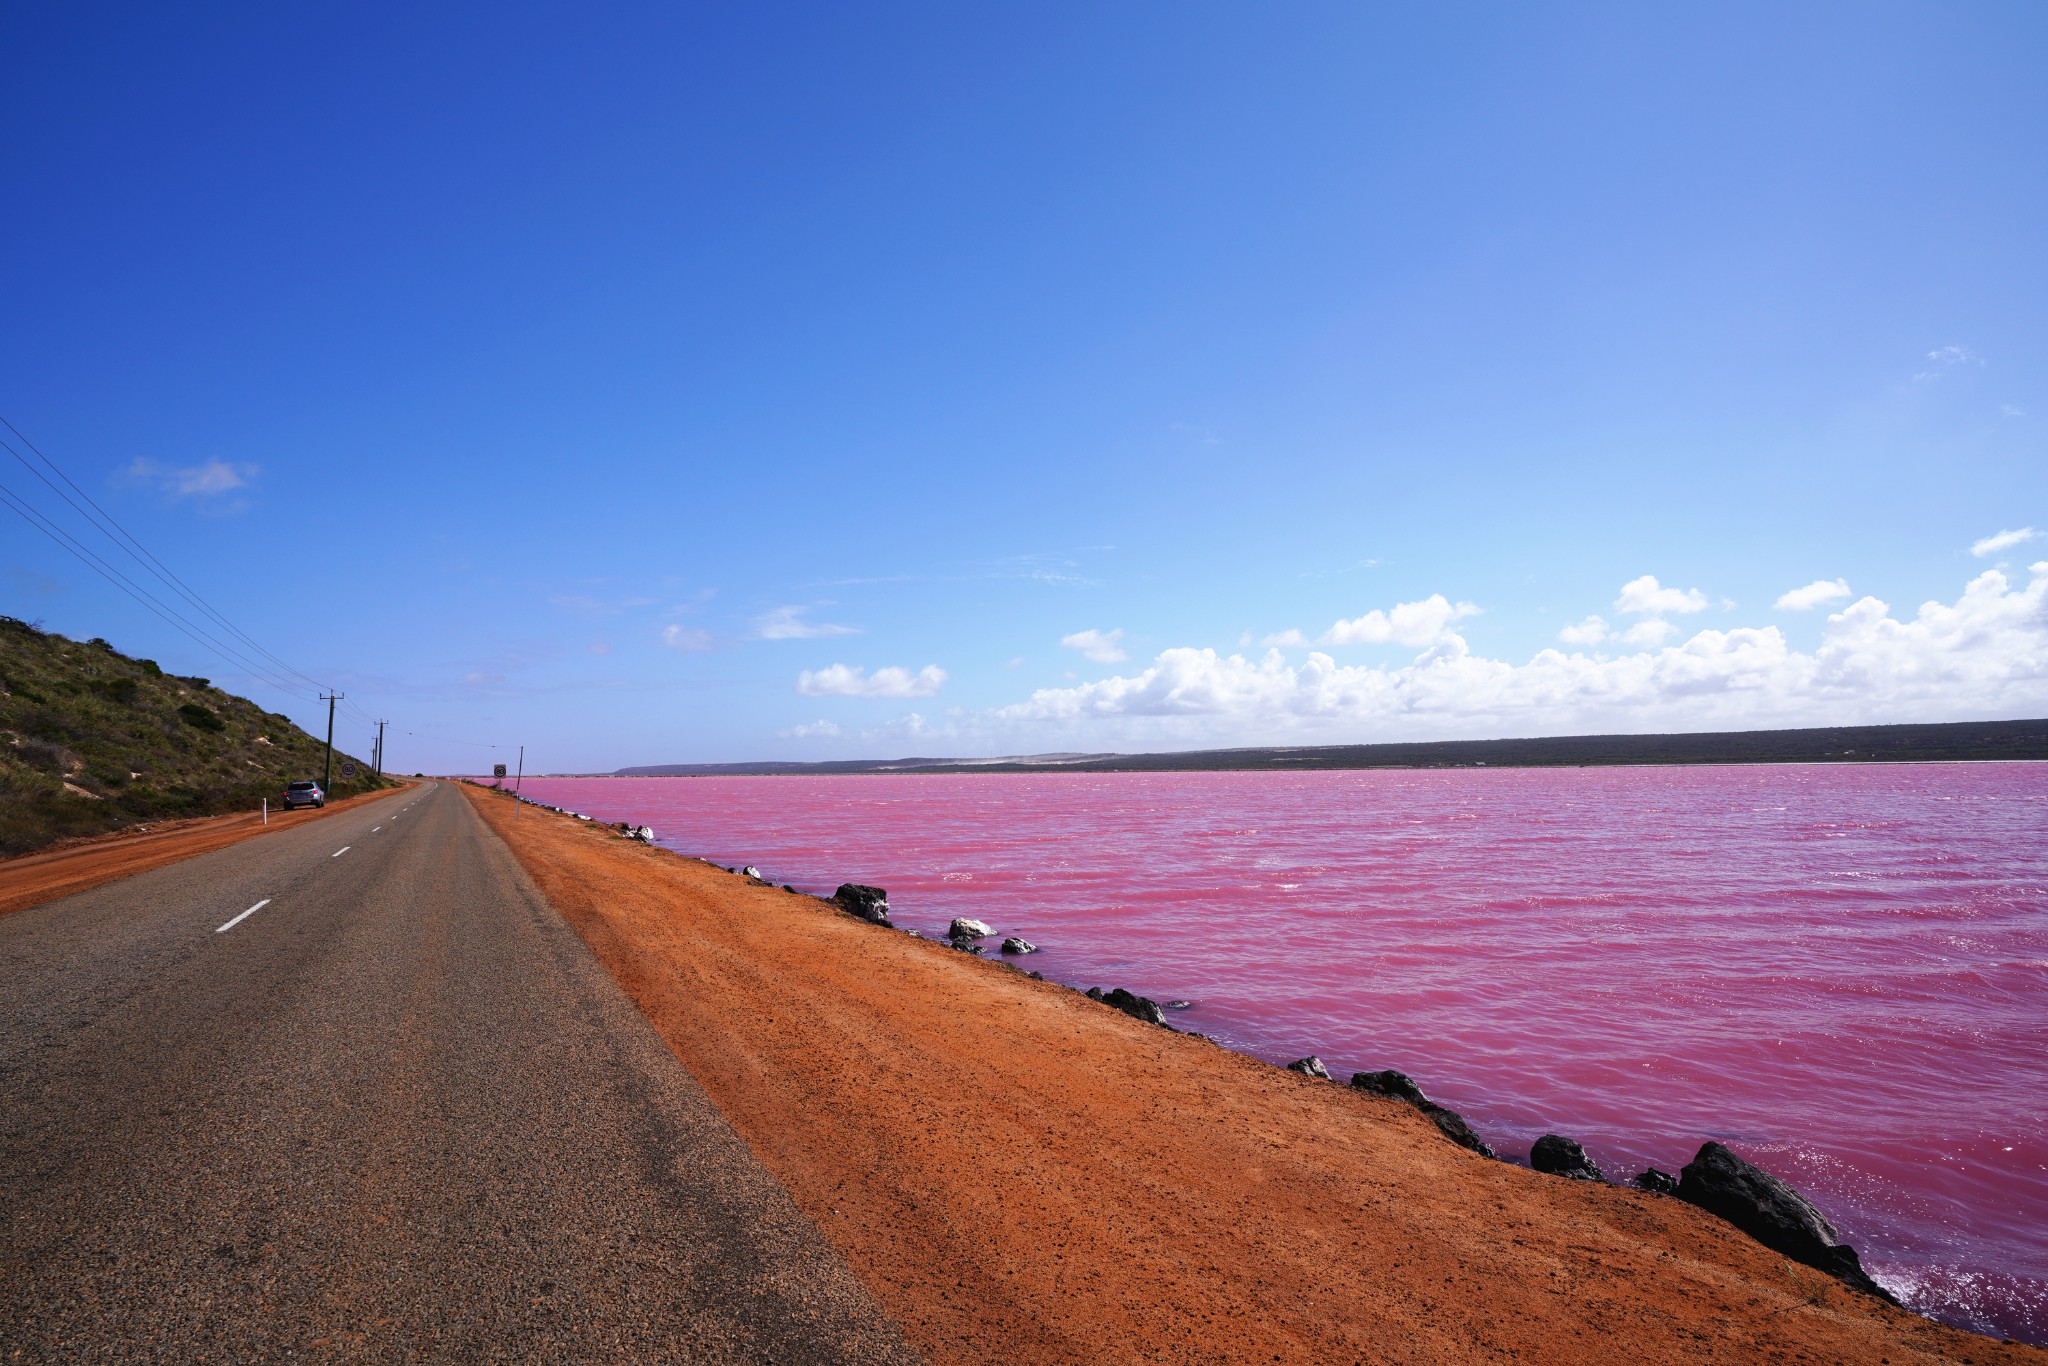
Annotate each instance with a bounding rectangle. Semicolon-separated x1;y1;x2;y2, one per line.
0;782;921;1363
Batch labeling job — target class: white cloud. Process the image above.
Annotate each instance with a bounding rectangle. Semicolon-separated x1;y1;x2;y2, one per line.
1262;629;1311;648
1973;528;2036;558
660;625;715;650
179;459;250;495
755;605;861;639
2003;404;2027;418
1614;575;1709;615
1621;618;1677;646
121;457;257;499
779;720;842;739
1558;616;1608;646
988;564;2048;744
1915;344;1984;381
1060;628;1128;663
797;663;948;699
1775;578;1853;611
1323;594;1480;647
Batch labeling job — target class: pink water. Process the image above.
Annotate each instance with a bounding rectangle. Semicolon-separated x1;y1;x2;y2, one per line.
515;765;2048;1345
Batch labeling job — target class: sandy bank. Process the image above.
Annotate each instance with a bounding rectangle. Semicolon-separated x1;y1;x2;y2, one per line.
0;782;411;917
464;785;2040;1365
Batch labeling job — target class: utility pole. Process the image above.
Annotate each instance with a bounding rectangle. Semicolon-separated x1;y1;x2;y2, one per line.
515;744;524;793
320;693;342;795
374;720;388;778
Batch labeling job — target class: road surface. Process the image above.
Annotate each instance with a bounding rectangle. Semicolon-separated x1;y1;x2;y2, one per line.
0;782;920;1363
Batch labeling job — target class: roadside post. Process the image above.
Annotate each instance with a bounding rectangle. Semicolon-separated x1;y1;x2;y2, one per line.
262;797;267;826
319;693;342;798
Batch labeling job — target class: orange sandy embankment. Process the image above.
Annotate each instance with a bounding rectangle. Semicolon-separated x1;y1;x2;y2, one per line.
464;785;2040;1366
0;783;412;918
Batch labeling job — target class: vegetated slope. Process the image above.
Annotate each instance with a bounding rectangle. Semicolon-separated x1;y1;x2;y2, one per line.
0;616;387;857
615;718;2048;776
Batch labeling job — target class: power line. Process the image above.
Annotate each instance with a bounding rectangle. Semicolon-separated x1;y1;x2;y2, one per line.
0;417;383;742
0;477;323;701
0;417;334;696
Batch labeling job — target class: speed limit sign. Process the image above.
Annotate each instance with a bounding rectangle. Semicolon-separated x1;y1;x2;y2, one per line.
341;762;357;778
493;763;508;778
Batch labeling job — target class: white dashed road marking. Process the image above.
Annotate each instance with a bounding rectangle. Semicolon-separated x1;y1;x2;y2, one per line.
216;899;271;934
332;847;350;858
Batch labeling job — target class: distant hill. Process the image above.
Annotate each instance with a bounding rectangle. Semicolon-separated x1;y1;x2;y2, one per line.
0;616;388;857
614;719;2048;778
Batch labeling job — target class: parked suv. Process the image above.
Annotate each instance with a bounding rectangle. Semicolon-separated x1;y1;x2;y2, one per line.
283;780;325;810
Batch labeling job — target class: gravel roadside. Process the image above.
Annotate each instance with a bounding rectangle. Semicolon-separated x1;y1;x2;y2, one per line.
465;781;2045;1366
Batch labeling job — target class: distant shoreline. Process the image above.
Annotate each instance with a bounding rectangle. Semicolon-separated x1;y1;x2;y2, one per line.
594;718;2048;779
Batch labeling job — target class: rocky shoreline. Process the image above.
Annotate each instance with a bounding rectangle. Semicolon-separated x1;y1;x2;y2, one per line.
468;782;2040;1363
815;877;1901;1308
505;787;1935;1333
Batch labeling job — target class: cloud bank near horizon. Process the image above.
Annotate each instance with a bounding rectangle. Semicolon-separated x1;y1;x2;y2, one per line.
962;564;2048;748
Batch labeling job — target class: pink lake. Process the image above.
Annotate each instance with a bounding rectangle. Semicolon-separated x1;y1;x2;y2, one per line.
512;764;2048;1345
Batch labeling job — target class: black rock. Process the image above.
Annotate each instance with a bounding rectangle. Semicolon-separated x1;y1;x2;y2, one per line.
1633;1168;1680;1194
1090;987;1169;1027
1676;1142;1895;1302
833;883;892;925
1026;971;1044;981
1416;1102;1497;1159
1348;1069;1428;1105
949;940;984;954
1530;1134;1605;1182
999;936;1038;955
1286;1056;1332;1080
1348;1069;1496;1158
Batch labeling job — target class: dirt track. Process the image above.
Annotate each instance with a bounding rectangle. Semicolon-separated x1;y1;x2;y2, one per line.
0;783;411;918
465;783;2042;1366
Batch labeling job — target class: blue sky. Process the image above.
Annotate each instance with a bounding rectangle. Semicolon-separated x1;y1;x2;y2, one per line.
3;2;2044;772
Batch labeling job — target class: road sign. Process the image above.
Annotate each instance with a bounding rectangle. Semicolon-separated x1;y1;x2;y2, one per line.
493;763;508;778
341;762;357;778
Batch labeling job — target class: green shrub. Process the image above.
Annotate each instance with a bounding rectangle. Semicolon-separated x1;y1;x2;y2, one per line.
178;702;227;732
1;626;389;856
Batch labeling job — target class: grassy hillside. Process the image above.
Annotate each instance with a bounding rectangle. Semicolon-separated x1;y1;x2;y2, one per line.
0;615;389;857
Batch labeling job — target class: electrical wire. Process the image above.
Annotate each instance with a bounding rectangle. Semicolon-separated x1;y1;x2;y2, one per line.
1;477;324;701
0;417;335;696
0;416;385;738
